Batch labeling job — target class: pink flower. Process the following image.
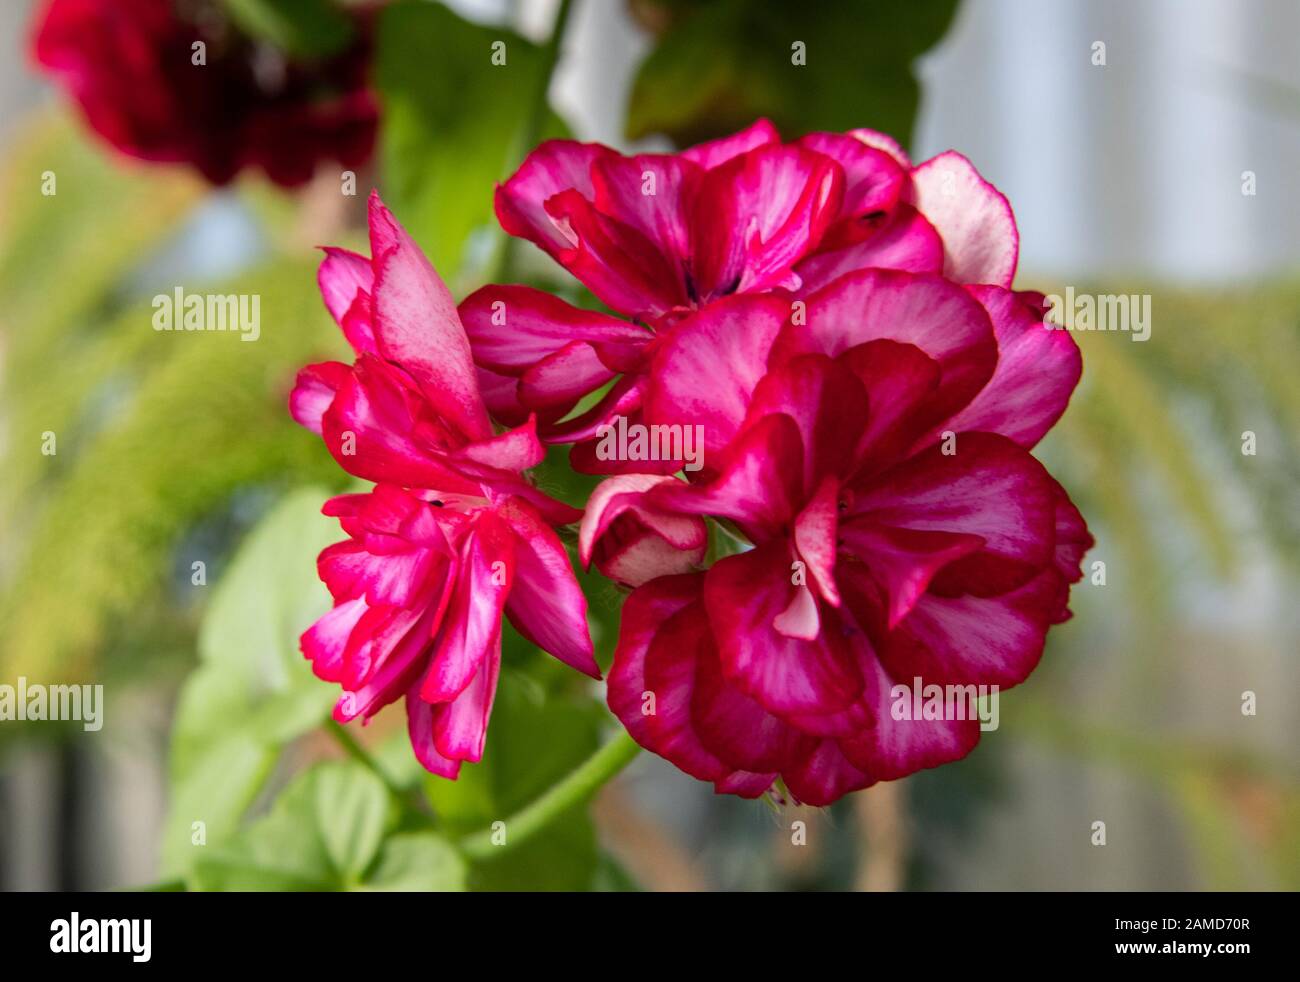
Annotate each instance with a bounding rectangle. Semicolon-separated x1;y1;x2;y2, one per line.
584;270;1091;805
292;192;598;777
459;120;1018;470
30;0;379;187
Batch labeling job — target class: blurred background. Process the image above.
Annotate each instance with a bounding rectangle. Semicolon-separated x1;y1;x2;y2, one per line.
0;0;1296;891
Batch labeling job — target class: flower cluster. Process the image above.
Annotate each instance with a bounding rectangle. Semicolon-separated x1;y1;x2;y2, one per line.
290;193;598;777
293;123;1090;805
31;0;378;187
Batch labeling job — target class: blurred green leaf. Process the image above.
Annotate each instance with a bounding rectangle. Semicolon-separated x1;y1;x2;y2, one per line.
0;111;200;522
375;0;568;288
193;762;424;890
627;0;960;148
0;257;348;684
163;488;340;878
221;0;355;58
362;832;468;891
195;763;464;891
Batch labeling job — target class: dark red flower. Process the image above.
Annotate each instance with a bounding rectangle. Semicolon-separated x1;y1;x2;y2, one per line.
30;0;378;187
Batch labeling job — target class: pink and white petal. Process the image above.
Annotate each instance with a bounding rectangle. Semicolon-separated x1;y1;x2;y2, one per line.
545;188;691;318
458;284;648;376
405;689;461;779
838;520;984;628
690;641;818;774
1051;478;1093;584
850;433;1058;591
338;292;377;355
781;739;876;806
301;597;367;684
793;476;841;606
795;205;943;294
801;268;997;426
591;152;702;270
452;415;546;474
714;770;778;797
580;475;705;566
430;640;501;764
367;191;492;440
649;413;804;540
495;496;601;679
317;538;439;608
289;360;350;435
607;575;730;781
495;139;611;256
797;131;907;225
320;358;481;493
882;568;1064;689
837;651;982;781
704;543;864;716
739;353;868;491
421;510;515;702
837;339;942;477
691;144;843;298
476;365;529;427
848;127;912;169
940;285;1082;449
518;340;618;417
333;605;441;723
908;150;1018;287
317;246;373;325
681;118;781;170
643;293;791;461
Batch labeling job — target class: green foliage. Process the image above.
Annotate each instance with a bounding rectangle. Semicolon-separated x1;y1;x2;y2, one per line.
0;256;348;684
163;489;340;879
627;0;960;148
375;0;569;290
425;670;606;890
193;762;465;891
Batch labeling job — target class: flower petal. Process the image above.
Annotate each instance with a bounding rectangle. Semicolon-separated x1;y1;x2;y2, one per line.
367;191;491;440
643;293;792;463
908;150;1018;287
704;542;864;716
495;496;601;679
940;285;1082;449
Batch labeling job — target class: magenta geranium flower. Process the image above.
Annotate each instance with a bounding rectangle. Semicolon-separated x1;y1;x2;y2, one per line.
30;0;378;187
458;120;1018;471
291;192;598;777
583;270;1091;805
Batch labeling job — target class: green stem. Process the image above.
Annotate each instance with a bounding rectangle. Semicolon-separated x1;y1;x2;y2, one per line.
487;0;574;283
326;720;409;804
459;729;641;862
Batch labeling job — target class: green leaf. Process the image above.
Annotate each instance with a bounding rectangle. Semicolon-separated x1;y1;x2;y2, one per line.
361;833;467;891
163;489;341;878
313;762;391;881
221;0;355;58
627;0;959;149
375;0;568;287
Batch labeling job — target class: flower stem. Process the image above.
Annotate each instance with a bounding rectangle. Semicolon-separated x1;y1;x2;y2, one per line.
487;0;574;283
458;729;641;862
326;720;408;803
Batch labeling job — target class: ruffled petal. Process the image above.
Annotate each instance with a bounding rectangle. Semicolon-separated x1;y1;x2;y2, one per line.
940;285;1082;449
495;496;600;679
704;543;864;716
367;191;491;440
